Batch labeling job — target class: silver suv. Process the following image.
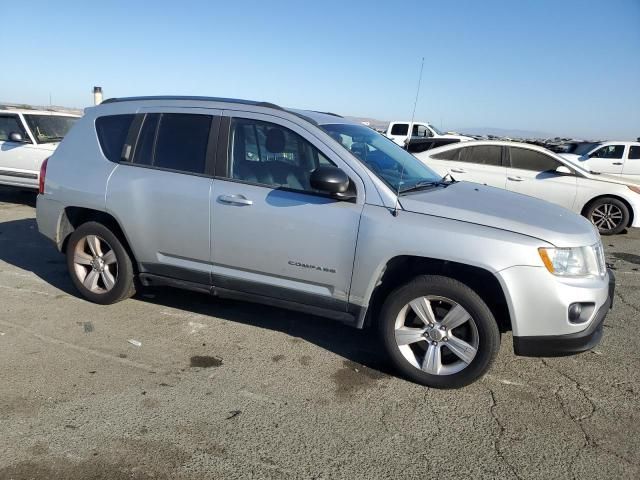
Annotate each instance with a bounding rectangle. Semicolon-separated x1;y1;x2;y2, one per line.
36;96;614;388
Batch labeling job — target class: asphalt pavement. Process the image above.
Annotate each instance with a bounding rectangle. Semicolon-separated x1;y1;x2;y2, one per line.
0;187;638;479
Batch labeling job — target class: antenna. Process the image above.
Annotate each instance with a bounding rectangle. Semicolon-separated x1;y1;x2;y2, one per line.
392;57;425;217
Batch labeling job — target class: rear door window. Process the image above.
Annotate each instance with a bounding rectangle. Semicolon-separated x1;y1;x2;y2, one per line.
95;114;135;162
132;114;160;166
130;113;212;175
628;146;640;160
509;147;559;172
390;123;409;136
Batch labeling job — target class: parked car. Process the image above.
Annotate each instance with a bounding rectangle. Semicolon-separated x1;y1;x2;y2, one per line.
0;107;79;189
385;121;473;147
560;141;640;179
548;141;601;155
37;96;614;389
418;141;640;235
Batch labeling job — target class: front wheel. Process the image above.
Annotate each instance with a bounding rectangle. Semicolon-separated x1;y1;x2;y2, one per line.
586;197;629;235
378;275;500;389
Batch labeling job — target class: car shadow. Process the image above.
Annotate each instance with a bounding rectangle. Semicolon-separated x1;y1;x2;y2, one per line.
0;187;37;207
0;216;392;376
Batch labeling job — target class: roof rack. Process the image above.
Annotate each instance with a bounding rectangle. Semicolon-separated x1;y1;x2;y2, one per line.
101;95;283;111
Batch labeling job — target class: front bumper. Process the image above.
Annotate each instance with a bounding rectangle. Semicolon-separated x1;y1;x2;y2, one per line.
512;270;615;357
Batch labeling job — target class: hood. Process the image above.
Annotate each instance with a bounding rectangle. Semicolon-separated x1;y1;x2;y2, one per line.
559;158;640;186
399;182;599;247
585;172;640;186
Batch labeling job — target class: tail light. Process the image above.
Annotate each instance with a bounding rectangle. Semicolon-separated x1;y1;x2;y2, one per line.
39;157;49;194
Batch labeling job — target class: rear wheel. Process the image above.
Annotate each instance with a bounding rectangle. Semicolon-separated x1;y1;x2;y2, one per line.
378;275;500;389
66;221;135;304
586;197;629;235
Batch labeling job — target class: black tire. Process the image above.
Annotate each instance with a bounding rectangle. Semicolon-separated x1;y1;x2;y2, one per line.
586;197;629;235
66;221;136;304
378;275;500;389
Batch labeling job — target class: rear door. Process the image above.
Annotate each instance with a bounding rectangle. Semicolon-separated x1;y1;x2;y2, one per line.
586;144;626;175
0;113;41;187
209;112;364;312
505;146;577;210
622;145;640;177
429;144;507;188
106;108;219;283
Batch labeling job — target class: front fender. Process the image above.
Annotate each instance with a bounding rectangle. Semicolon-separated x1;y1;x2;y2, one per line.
349;205;551;323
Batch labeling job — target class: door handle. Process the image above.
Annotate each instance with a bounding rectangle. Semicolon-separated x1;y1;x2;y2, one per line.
450;168;466;173
507;176;524;182
218;194;253;206
612;162;623;165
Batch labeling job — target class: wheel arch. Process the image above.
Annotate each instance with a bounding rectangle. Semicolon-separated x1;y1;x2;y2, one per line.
360;255;512;333
581;194;634;228
59;207;139;272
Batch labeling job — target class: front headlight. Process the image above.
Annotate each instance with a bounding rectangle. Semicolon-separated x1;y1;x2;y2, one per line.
538;243;606;278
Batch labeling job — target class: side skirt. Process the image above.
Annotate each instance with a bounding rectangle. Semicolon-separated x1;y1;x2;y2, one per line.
138;273;359;326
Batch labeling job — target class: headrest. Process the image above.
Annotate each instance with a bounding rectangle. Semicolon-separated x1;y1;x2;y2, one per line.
266;128;286;153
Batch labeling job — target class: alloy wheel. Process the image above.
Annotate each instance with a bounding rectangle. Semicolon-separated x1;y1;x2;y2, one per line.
591;203;624;231
73;235;118;293
394;295;479;376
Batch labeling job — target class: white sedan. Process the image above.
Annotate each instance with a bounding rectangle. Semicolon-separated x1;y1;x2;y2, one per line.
416;140;640;235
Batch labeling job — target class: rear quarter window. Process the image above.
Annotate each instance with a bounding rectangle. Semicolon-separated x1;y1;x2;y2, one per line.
431;147;462;161
390;123;409;136
95;114;135;162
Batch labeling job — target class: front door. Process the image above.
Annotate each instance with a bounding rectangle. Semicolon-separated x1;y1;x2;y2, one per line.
106;109;219;283
587;144;626;175
505;146;577;210
210;113;363;311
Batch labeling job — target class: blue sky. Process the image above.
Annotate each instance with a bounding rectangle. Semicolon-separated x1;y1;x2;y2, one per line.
2;0;639;139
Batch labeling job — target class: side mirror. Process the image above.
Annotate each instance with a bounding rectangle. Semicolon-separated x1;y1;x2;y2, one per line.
8;132;25;143
555;165;573;175
310;166;355;200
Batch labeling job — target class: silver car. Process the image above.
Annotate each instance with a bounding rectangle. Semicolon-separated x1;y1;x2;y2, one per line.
36;96;614;388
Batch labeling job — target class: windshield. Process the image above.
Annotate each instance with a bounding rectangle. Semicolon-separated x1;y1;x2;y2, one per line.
321;123;442;192
428;124;445;135
23;114;78;143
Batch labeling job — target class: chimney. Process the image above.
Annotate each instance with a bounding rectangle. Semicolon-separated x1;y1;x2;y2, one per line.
93;86;103;105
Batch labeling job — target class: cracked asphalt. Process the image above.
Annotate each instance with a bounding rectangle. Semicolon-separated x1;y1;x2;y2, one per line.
0;187;638;479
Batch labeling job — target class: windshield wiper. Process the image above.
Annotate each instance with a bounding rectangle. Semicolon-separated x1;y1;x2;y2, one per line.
399;181;445;194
